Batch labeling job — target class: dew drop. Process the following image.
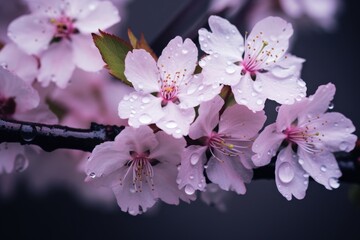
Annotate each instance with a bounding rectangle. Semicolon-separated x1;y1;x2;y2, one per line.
278;162;295;183
185;185;195;195
275;106;280;112
139;114;152;124
303;173;309;178
190;153;200;165
20;125;37;142
225;66;236;74
199;36;204;41
297;80;306;87
339;142;348;151
328;177;340;189
320;165;327;172
298;159;304;165
89;172;96;178
14;154;27;172
182;49;188;54
256;99;263;105
141;97;150;104
166;121;177;129
189;175;194;180
199;60;206;67
328;102;334;110
130;188;136;193
198;183;203;188
204;164;208;169
253;81;263;92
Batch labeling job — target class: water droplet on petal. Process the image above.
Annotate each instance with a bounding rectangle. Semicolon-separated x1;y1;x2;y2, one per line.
199;60;206;67
204;165;208;169
256;99;263;105
185;185;195;195
225;66;236;74
189;175;194;180
328;177;340;189
190;153;200;165
139;114;152;124
142;97;150;104
328;102;334;110
275;106;280;112
298;159;304;165
89;172;96;178
20;125;37;142
130;188;136;193
303;173;309;178
253;81;263;92
182;49;188;54
297;80;306;87
339;142;348;151
278;162;295;183
320;165;327;172
166;121;177;129
199;36;204;41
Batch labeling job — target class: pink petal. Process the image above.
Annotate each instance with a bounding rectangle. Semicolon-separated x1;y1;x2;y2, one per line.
0;143;28;174
177;145;208;193
199;15;244;61
246;16;293;67
112;173;156;215
308;112;357;153
232;75;267;111
153;163;194;205
0;67;40;113
298;149;341;190
114;126;159;154
14;100;58;124
257;71;307;105
150;131;186;165
219;103;266;139
178;74;222;108
118;92;164;128
8;14;54;55
252;123;285;166
38;41;75;88
86;141;130;180
199;54;241;86
156;102;195;138
271;54;305;79
74;1;120;33
124;49;160;93
158;36;197;84
72;34;104;72
275;145;309;200
189;95;223;140
207;152;252;194
299;83;336;122
0;43;38;84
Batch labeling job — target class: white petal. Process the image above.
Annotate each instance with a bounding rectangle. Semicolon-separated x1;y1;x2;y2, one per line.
74;1;120;33
199;15;244;61
275;145;309;200
72;34;104;72
158;36;197;85
38;41;75;88
118;92;164;128
124;49;160;93
156;102;195;138
0;43;38;84
8;14;54;55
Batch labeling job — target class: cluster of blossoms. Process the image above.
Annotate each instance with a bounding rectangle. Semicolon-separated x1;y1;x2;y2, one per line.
0;0;356;216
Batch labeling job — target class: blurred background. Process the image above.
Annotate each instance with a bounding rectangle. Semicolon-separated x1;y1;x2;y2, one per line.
1;0;360;239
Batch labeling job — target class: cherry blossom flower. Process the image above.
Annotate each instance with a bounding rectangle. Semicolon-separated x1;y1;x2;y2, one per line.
118;36;221;138
8;0;120;88
177;96;266;195
86;126;194;215
199;15;306;111
252;83;357;200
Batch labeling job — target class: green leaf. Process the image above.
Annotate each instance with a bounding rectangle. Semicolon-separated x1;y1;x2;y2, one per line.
92;30;133;86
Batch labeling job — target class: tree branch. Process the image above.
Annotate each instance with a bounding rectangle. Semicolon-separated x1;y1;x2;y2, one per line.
1;118;359;184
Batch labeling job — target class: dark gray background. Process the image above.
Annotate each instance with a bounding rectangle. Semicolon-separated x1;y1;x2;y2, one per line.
1;0;360;239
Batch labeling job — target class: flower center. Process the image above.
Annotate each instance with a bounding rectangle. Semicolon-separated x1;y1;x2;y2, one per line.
207;132;251;162
284;122;324;154
242;40;269;74
50;16;76;39
0;96;16;119
121;152;156;193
